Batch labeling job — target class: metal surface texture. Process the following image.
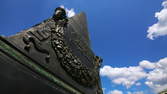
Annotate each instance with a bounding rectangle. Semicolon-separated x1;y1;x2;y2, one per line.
0;7;103;94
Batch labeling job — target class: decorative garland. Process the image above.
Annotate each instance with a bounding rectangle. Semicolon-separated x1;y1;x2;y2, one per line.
51;18;96;87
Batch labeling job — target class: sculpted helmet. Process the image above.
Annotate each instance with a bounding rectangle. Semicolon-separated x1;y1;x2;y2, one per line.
53;7;67;21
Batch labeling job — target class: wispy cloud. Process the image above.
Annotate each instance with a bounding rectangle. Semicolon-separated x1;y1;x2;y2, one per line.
60;5;76;18
147;0;167;40
100;57;167;93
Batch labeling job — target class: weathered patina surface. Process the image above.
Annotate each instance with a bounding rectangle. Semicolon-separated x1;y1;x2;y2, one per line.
0;7;103;94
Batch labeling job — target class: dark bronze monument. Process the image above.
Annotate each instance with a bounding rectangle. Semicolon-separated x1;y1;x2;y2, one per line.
0;7;103;94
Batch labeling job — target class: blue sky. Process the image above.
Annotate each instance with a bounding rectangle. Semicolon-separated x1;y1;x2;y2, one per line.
1;0;167;94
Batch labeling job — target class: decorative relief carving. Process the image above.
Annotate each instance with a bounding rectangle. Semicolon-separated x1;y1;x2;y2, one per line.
50;7;103;88
22;30;50;63
22;7;103;93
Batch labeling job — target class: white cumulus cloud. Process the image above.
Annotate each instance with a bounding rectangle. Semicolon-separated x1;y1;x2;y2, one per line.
147;0;167;40
100;66;147;88
108;90;123;94
139;60;155;69
145;57;167;93
127;91;144;94
100;57;167;93
60;5;76;18
135;82;141;86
